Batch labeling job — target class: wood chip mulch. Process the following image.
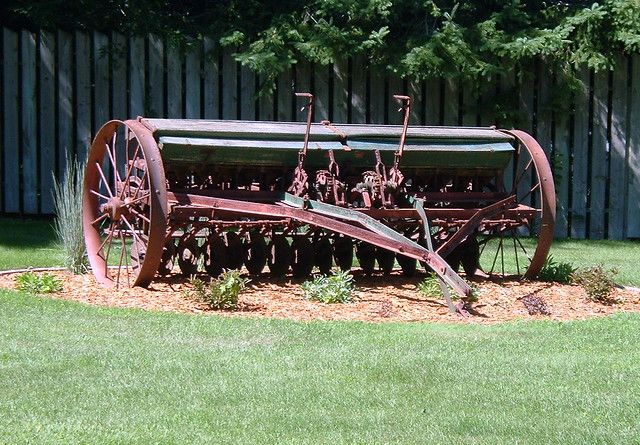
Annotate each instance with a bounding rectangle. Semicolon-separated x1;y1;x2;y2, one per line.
1;270;639;324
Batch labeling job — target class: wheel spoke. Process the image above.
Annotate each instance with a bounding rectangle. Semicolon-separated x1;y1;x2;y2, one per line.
131;168;148;202
120;143;140;200
489;235;504;275
116;230;126;288
512;233;521;276
511;157;533;196
120;215;145;248
125;193;150;207
95;162;114;197
518;182;541;205
104;142;122;185
129;207;151;224
89;189;110;200
91;213;108;226
102;222;116;278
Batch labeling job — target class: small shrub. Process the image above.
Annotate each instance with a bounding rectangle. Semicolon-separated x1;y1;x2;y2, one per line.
521;293;551;316
417;273;442;298
417;274;479;302
188;270;249;310
302;270;355;304
572;265;619;303
53;157;89;274
15;271;63;294
537;255;576;284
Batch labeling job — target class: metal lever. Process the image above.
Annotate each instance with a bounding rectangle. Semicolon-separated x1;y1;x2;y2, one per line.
393;94;411;163
295;92;314;159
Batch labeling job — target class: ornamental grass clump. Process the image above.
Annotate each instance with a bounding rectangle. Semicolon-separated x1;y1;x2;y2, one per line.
53;157;88;274
302;270;356;304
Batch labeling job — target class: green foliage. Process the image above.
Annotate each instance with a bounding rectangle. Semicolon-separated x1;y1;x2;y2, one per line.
572;265;619;304
14;271;63;294
188;270;249;310
4;1;638;94
302;270;356;304
417;273;442;299
537;255;576;284
53;157;88;274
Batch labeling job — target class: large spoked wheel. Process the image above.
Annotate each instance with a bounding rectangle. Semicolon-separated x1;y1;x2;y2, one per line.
83;119;167;287
474;130;556;279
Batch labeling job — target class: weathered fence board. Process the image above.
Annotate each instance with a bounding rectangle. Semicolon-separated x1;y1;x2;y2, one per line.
314;64;330;122
554;69;571;238
57;31;73;178
21;31;38;214
369;69;385;124
75;32;92;162
3;29;19;213
609;55;628;239
39;31;56;214
166;44;182;119
239;65;255;120
350;56;366;123
148;35;164;117
221;48;238;120
203;38;219;119
333;59;349;123
111;33;127;121
629;55;640;238
571;68;590;239
185;47;201;119
590;71;608;239
129;36;145;117
0;27;639;241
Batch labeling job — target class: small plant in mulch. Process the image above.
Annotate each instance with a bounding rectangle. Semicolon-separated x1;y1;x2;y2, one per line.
520;293;551;316
418;274;479;303
417;274;442;299
302;270;356;304
187;270;249;310
537;255;576;284
572;265;619;304
14;271;63;294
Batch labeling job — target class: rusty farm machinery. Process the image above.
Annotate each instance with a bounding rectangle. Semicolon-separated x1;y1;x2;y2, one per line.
82;93;555;310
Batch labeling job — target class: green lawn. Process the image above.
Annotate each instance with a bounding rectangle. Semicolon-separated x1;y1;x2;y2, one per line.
1;289;639;444
0;218;62;270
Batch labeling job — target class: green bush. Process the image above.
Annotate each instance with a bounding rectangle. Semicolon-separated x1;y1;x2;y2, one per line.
572;265;619;304
302;270;355;304
417;273;478;303
537;255;576;284
15;271;63;294
53;157;89;274
417;273;442;299
188;270;249;310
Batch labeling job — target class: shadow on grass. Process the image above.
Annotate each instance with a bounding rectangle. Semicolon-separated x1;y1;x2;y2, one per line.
0;217;57;248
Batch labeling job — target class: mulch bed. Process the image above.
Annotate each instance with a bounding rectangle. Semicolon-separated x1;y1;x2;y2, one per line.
1;269;639;324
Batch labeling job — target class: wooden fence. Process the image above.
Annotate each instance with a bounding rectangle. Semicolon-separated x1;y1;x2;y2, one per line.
1;28;639;239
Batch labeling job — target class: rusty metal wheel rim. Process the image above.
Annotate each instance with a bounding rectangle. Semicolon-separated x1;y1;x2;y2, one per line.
475;130;556;279
83;119;167;287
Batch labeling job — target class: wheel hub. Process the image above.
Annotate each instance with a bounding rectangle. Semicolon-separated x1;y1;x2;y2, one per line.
101;196;129;221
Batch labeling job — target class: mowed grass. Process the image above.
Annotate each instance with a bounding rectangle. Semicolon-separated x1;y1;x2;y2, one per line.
0;289;639;444
0;218;61;270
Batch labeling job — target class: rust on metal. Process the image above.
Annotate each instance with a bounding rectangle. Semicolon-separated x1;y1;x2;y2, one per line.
83;92;556;312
